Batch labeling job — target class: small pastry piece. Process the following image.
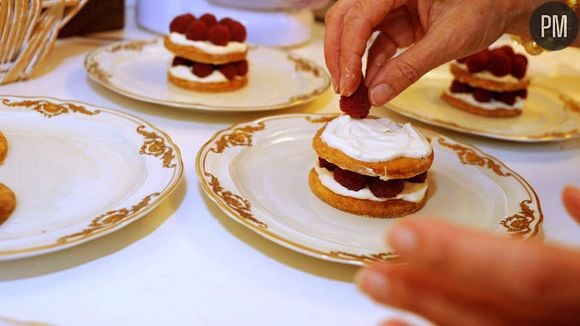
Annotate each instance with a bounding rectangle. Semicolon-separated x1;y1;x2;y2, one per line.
168;57;248;92
310;115;433;218
0;131;7;165
0;183;16;225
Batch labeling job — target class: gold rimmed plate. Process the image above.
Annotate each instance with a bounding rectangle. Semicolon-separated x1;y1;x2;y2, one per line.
84;39;330;112
196;114;543;266
0;96;183;260
386;70;580;142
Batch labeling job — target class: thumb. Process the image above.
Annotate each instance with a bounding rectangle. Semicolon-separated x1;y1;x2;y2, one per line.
562;185;580;223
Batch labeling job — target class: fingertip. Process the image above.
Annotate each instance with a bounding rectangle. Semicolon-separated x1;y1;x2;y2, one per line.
354;267;391;301
387;221;419;256
562;185;580;223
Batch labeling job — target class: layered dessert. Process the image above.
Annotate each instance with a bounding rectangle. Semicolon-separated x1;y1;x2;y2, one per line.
442;46;529;117
309;83;434;218
164;13;249;92
0;132;15;226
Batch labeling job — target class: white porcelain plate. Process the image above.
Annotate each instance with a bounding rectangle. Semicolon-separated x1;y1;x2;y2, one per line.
85;39;330;112
197;114;543;266
0;96;183;260
387;71;580;142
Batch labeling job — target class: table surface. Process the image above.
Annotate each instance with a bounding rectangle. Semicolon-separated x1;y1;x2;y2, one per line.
0;6;579;326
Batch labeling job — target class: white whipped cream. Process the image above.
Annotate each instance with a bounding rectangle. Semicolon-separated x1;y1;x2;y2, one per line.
169;65;228;83
453;63;522;83
314;164;427;203
321;115;432;162
169;32;247;55
445;91;525;110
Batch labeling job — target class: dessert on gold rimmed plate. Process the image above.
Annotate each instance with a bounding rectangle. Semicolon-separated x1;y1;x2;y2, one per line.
386;68;580;142
0;96;183;261
84;38;330;112
196;113;543;266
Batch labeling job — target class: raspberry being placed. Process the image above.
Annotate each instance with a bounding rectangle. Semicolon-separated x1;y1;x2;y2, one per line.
185;21;208;41
169;14;195;33
510;54;528;79
208;24;230;46
172;57;193;67
228;21;247;42
219;63;237;80
318;157;337;171
333;167;367;191
498;45;515;57
339;82;371;119
456;56;468;64
368;178;404;198
199;13;217;27
466;50;490;73
192;62;214;78
487;49;512;77
406;172;427;183
473;89;492;103
236;60;249;76
450;80;472;94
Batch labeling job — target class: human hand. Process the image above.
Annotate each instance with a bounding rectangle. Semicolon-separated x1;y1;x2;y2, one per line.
324;0;544;105
355;186;580;325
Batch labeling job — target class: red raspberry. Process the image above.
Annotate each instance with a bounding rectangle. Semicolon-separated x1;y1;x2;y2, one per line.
496;92;517;106
199;13;217;27
510;54;528;79
498;45;515;57
192;62;214;78
236;60;249;76
172;57;192;67
229;21;247;42
219;17;235;26
333;167;367;191
473;89;492;103
185;21;208;41
318;157;336;171
339;82;371;119
406;172;427;183
487;49;512;77
219;63;237;80
466;50;490;73
516;88;528;99
450;80;472;94
208;24;230;46
169;14;195;33
368;178;404;198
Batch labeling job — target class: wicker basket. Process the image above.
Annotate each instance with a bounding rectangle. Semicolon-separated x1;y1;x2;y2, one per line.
0;0;88;84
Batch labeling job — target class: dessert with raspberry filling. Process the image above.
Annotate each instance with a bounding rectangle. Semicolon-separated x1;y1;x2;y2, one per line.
165;13;249;92
442;46;530;117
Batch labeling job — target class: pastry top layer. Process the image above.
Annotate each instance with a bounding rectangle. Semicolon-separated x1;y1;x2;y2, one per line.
320;115;432;162
0;131;7;165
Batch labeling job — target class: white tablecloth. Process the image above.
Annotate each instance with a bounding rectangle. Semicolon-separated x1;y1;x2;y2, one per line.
0;5;579;326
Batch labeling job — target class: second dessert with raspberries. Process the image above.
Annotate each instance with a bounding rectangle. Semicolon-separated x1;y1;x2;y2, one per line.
165;13;249;92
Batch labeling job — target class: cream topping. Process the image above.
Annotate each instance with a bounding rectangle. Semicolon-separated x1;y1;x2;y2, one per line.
453;62;522;83
445;91;525;110
169;65;229;83
314;164;427;203
321;115;432;162
169;32;247;54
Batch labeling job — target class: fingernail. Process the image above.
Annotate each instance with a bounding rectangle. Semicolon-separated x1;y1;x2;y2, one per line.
340;70;354;96
332;77;339;93
388;225;417;255
355;268;389;299
370;84;394;105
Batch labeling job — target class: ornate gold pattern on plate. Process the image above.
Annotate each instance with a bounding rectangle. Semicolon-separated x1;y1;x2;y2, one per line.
108;39;156;53
438;138;512;177
210;122;266;154
560;94;580;114
305;115;337;124
1;98;101;118
329;251;399;263
58;193;161;244
137;125;176;168
289;54;322;77
501;199;536;237
85;60;111;84
204;172;267;229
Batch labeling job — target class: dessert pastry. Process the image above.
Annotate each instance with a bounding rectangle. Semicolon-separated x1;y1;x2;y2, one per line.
164;13;249;92
0;131;7;165
309;82;433;218
0;183;15;225
442;46;529;117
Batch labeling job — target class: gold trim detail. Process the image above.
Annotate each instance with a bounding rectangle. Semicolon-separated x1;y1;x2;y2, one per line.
85;60;111;85
58;193;160;244
210;122;266;153
329;251;398;263
1;99;100;118
289;54;322;77
109;39;157;53
305;116;337;124
560;94;580;114
205;172;267;229
137;126;177;168
438;138;512;177
501;199;535;237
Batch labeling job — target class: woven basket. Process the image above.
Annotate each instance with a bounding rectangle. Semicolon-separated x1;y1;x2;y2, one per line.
0;0;88;84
